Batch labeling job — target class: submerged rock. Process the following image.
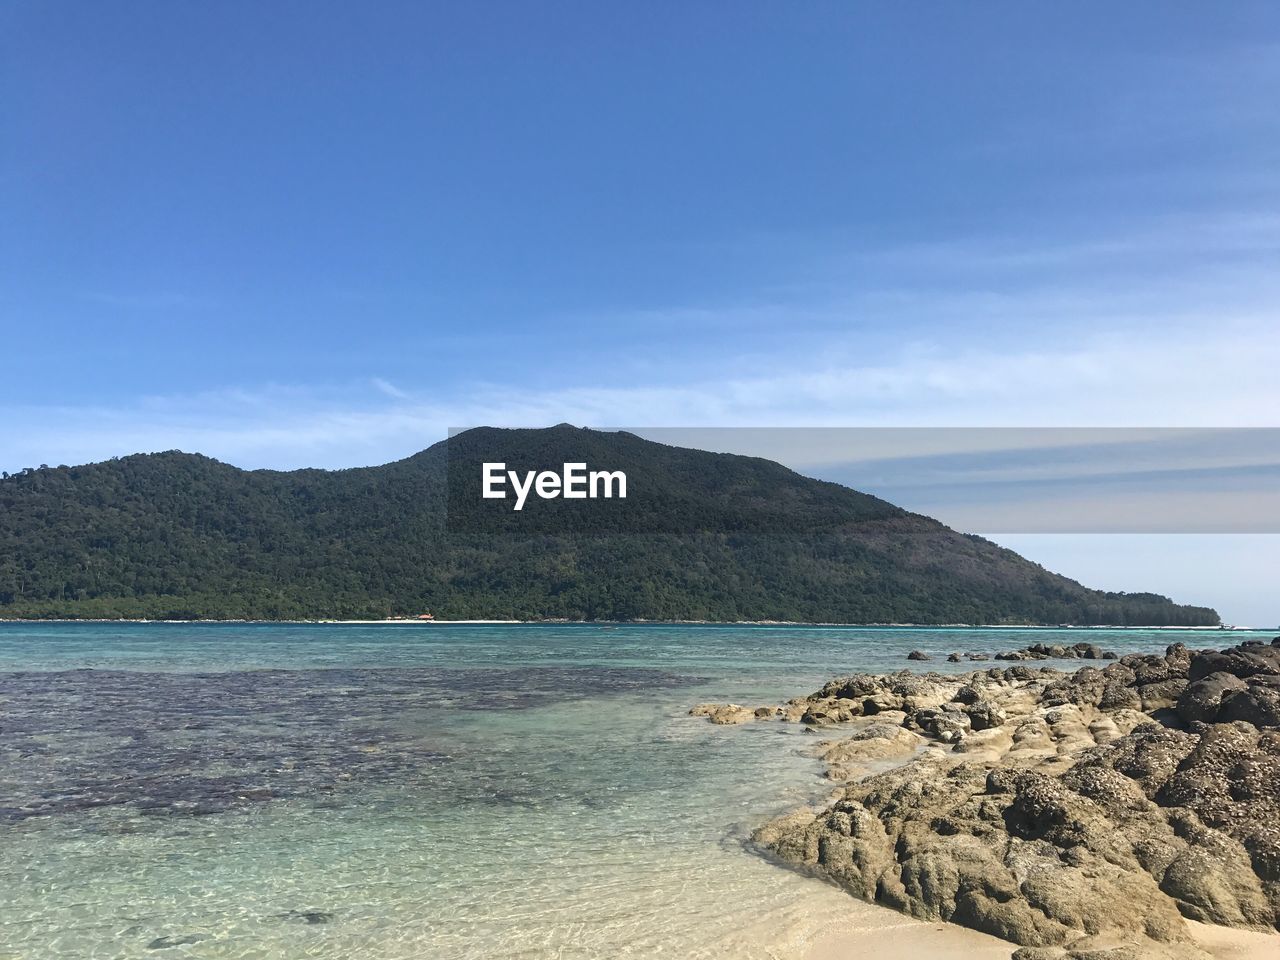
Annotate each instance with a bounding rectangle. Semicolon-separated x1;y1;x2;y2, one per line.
147;934;209;950
280;909;335;925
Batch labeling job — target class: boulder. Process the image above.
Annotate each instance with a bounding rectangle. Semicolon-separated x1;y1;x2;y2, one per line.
1177;672;1248;724
918;709;970;743
965;699;1008;731
688;703;755;724
1218;677;1280;728
799;698;863;726
1188;644;1280;682
1135;678;1188;712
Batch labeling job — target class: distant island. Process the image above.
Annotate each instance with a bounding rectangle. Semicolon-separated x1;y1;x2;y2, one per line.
0;425;1219;625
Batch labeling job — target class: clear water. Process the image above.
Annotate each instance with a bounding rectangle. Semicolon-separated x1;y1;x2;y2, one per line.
1;622;1268;959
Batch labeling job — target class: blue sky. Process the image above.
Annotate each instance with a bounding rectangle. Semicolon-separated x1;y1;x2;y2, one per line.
3;3;1279;623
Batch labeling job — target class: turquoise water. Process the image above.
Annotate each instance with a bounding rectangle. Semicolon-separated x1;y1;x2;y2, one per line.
1;623;1268;959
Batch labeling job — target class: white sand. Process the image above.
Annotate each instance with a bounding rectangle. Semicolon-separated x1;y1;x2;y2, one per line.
1185;920;1280;960
706;870;1279;960
797;913;1279;960
703;879;1016;960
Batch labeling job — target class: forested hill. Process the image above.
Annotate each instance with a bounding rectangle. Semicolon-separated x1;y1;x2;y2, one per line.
0;425;1219;625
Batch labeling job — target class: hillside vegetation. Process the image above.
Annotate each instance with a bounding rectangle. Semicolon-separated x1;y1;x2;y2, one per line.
0;426;1219;625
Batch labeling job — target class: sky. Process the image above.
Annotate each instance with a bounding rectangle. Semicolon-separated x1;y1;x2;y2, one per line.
3;3;1279;625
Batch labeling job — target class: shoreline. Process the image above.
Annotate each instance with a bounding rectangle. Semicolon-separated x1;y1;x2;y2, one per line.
0;617;1265;629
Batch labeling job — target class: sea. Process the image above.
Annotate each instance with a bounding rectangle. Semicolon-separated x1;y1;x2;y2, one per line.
1;622;1269;959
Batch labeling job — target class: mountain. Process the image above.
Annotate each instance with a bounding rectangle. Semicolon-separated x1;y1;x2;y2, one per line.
0;425;1219;625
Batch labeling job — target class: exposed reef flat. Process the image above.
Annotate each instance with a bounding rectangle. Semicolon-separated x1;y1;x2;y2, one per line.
693;640;1280;960
911;642;1122;664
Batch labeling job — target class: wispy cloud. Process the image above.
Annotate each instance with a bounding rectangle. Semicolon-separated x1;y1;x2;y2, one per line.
3;312;1277;474
371;377;411;400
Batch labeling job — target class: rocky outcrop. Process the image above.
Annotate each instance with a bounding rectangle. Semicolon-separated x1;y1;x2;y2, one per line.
1172;643;1280;729
995;641;1118;662
724;642;1280;960
923;643;1119;664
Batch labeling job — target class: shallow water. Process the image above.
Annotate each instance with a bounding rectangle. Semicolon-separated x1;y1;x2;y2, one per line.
0;623;1267;959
